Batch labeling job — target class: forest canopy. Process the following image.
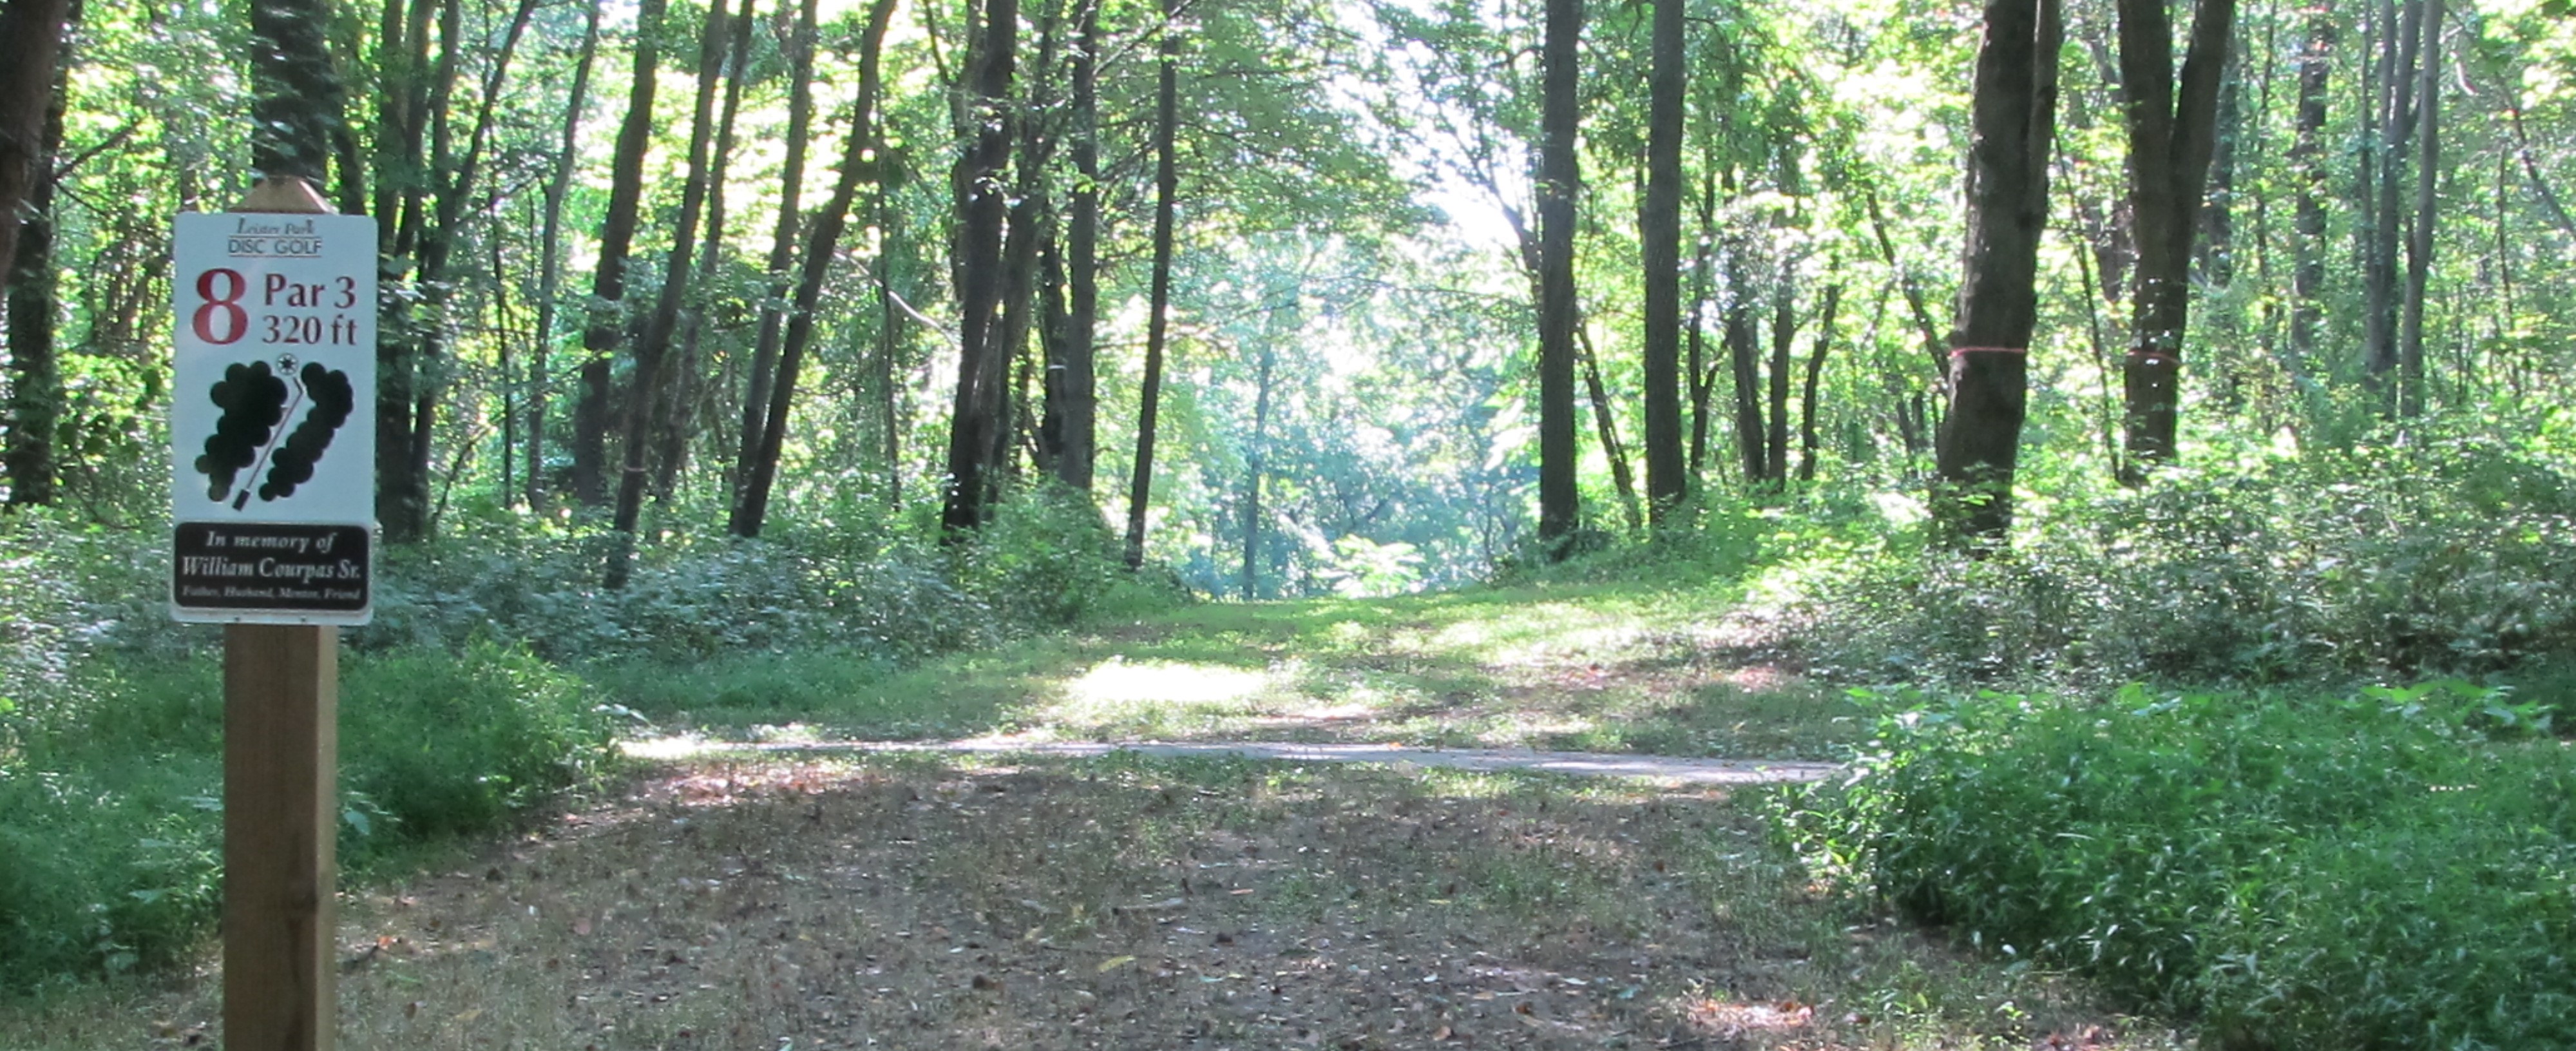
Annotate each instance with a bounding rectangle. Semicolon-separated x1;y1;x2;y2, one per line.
1;0;2573;590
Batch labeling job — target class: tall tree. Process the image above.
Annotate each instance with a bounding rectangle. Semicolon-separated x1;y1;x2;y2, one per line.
2360;0;2423;401
606;0;733;590
1934;0;2062;546
730;0;899;538
734;0;820;508
1043;0;1103;494
2289;6;2331;374
1121;0;1181;568
941;0;1024;535
2396;0;2440;418
2;0;72;506
0;0;72;293
527;1;604;508
2115;0;2235;476
575;0;669;509
1534;0;1583;557
1639;0;1686;526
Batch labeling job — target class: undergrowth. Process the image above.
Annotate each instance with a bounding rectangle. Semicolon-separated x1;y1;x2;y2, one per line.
0;485;1175;995
1777;682;2576;1050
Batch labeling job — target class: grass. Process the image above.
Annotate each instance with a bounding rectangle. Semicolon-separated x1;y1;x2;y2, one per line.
0;753;2176;1050
597;580;1866;760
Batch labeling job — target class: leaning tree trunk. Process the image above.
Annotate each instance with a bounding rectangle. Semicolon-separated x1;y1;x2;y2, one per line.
1534;0;1585;557
734;0;819;507
528;1;602;508
2115;0;2235;478
575;0;669;508
730;0;898;538
1121;0;1180;568
1933;0;2062;548
613;0;739;581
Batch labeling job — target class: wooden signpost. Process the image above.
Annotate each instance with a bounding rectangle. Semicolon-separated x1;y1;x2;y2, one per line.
171;175;376;1051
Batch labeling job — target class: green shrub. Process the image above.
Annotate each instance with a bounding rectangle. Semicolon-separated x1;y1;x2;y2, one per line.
340;641;616;841
1780;682;2576;1050
1782;428;2576;687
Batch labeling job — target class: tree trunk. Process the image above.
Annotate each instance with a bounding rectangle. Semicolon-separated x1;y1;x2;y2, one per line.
657;0;757;501
606;0;731;587
2289;7;2331;374
729;0;898;538
1726;291;1764;485
1043;0;1102;494
1534;0;1584;557
2361;0;2422;401
1639;0;1686;526
1765;283;1796;485
575;0;669;509
0;0;71;293
2396;0;2439;418
528;2;602;508
1121;0;1179;568
2115;0;2235;477
1798;284;1844;483
942;0;1024;537
1579;331;1642;532
3;8;67;506
734;0;819;509
1242;346;1274;599
1933;0;2061;548
1684;167;1719;479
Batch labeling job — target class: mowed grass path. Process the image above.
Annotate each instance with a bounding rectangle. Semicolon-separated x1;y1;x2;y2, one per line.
604;582;1864;760
1;584;2179;1048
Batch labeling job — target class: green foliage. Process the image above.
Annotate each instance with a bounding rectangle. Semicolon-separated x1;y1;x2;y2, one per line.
339;641;616;842
1782;428;2576;686
1779;682;2576;1050
951;482;1180;628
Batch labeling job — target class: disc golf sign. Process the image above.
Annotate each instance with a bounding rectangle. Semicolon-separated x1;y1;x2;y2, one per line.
170;212;377;624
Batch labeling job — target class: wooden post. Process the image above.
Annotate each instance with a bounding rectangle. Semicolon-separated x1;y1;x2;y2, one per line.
225;622;338;1051
223;174;339;1051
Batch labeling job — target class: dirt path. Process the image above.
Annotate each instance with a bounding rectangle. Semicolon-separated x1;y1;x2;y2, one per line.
631;737;1843;786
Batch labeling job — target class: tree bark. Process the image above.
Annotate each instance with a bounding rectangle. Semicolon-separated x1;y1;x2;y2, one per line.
1726;289;1764;484
575;0;669;509
734;0;819;509
1535;0;1584;557
1242;346;1274;599
1765;283;1796;485
1121;0;1179;568
606;0;730;586
0;0;71;296
657;0;758;500
1639;0;1686;526
2115;0;2235;477
1934;0;2061;548
3;3;68;505
730;0;899;538
1579;331;1642;531
2396;0;2439;418
1798;284;1844;483
943;0;1024;537
2289;6;2331;374
2361;0;2422;401
528;1;602;508
1042;0;1102;494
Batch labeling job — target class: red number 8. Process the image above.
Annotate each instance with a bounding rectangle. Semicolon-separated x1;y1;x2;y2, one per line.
193;268;249;345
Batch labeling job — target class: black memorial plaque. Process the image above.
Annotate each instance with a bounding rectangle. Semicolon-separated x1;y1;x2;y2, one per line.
172;521;370;615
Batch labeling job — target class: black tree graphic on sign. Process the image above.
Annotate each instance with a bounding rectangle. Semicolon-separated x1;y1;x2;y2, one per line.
194;358;353;508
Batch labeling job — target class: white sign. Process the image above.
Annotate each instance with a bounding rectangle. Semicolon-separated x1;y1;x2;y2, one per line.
169;211;377;624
